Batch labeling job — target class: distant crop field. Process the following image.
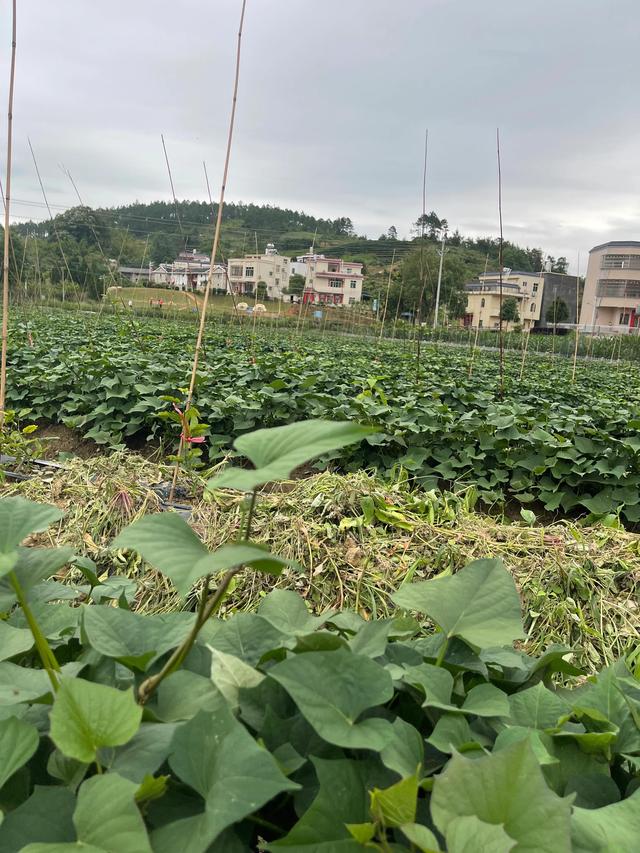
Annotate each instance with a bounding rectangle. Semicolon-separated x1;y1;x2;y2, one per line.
107;285;200;310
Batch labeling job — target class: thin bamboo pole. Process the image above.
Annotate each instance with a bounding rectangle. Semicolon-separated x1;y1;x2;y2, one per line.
415;129;428;378
496;128;504;399
377;248;395;347
0;0;17;428
169;0;246;500
518;328;531;381
571;253;580;383
391;280;403;342
466;325;480;379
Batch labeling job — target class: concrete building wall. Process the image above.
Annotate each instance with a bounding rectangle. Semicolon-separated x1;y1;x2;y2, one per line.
464;271;544;330
538;272;582;328
227;252;290;299
301;256;364;305
579;242;640;332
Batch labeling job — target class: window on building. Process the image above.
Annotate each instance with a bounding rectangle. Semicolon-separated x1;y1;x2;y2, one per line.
522;282;528;288
230;265;242;277
275;278;279;285
530;303;536;312
269;271;273;276
245;266;254;277
478;319;483;328
602;254;640;270
348;297;356;305
350;281;357;289
328;279;343;288
620;312;631;325
533;284;538;293
480;298;485;307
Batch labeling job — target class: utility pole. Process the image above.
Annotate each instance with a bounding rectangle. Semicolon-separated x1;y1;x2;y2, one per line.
433;231;446;328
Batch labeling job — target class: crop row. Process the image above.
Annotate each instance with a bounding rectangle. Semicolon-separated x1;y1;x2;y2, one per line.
6;309;640;521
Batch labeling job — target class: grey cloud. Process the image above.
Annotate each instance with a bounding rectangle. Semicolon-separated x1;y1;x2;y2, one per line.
0;0;638;267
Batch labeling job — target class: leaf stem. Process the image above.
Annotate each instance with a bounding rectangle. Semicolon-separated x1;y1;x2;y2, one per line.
243;489;257;540
434;634;449;667
9;571;60;692
137;566;243;704
137;492;258;706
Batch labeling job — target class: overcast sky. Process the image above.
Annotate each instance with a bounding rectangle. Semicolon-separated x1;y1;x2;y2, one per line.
1;0;639;269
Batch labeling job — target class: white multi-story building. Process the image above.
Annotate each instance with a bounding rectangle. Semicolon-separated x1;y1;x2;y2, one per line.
160;250;226;292
579;241;640;333
227;244;291;299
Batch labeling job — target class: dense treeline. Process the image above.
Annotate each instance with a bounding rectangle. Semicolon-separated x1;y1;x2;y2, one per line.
4;200;558;309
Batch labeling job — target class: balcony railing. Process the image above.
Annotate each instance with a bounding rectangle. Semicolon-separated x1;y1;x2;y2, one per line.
465;282;522;296
597;281;640;300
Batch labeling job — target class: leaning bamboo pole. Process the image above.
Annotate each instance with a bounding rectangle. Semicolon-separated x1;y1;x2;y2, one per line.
415;129;428;379
518;328;531;381
169;0;246;500
468;325;480;378
0;0;16;428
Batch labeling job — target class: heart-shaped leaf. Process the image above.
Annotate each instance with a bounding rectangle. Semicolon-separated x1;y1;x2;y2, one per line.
392;559;524;650
431;740;572;852
50;678;142;764
113;512;299;596
152;700;297;853
207;419;376;492
0;498;63;580
22;772;152;852
269;648;394;750
0;716;39;789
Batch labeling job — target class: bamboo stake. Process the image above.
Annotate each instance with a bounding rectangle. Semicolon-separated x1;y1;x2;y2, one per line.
571;253;580;382
415;129;428;379
0;0;16;428
377;248;396;347
468;325;481;378
161;134;185;243
496;128;504;399
518;328;531;381
169;0;246;501
391;280;403;342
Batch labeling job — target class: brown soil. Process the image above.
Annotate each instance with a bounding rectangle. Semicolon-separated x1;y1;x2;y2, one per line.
36;424;100;460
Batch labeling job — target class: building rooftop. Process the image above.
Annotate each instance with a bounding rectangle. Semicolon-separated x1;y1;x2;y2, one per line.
480;270;543;278
590;241;640;253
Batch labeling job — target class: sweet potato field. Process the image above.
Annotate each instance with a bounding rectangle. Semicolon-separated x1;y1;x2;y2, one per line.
8;309;640;521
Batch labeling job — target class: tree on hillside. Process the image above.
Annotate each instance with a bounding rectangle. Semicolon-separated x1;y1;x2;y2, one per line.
387;226;398;240
256;281;267;300
390;245;467;321
500;297;520;327
284;274;305;297
332;217;355;236
546;298;569;326
414;211;448;240
548;256;569;274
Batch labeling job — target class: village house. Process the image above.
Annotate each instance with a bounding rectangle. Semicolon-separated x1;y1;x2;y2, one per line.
579;241;640;333
168;250;226;292
227;244;290;298
463;270;544;331
463;268;581;331
294;249;364;305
